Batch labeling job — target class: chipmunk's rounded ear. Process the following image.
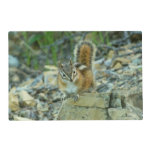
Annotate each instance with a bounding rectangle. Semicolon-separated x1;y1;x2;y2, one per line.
69;58;73;66
58;61;63;69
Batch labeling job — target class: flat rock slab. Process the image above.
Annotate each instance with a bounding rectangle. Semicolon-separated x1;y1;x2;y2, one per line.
56;93;110;120
68;93;110;108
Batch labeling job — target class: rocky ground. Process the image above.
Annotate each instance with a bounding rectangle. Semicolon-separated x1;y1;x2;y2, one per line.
9;40;142;120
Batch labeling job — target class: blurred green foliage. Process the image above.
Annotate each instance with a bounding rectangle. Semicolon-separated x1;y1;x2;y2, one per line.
9;31;111;70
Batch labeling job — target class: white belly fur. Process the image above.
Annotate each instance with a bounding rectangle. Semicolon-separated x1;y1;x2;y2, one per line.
65;81;78;94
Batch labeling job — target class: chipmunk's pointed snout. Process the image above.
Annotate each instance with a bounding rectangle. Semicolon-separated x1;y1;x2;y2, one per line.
70;78;73;82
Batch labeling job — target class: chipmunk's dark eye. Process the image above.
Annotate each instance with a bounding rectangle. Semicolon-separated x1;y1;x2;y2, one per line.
73;70;76;75
60;71;66;79
62;74;66;78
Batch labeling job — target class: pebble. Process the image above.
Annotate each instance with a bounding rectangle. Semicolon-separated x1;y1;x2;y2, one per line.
18;90;36;107
9;55;19;67
9;91;20;112
104;59;112;67
113;62;122;70
132;58;142;65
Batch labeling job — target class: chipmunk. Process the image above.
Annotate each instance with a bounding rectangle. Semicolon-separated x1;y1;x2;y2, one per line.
57;40;97;101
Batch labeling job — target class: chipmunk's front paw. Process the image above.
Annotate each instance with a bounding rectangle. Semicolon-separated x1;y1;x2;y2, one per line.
61;96;65;101
73;94;79;102
60;92;66;101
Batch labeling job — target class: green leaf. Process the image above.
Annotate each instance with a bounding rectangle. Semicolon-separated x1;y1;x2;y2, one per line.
28;34;42;45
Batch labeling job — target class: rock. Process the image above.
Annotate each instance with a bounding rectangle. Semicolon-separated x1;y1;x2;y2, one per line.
52;92;61;102
19;78;34;87
118;87;142;110
9;88;20;111
111;98;122;108
101;71;110;78
9;55;19;67
101;70;120;78
96;83;114;93
37;101;49;112
43;71;57;86
93;59;105;76
94;63;101;71
118;49;133;56
124;112;140;120
126;105;142;120
44;65;58;72
110;92;122;108
113;62;122;70
18;90;36;107
125;92;143;110
108;108;127;120
122;69;136;76
104;59;112;67
115;57;131;65
56;87;142;120
19;109;37;119
26;75;43;88
57;102;108;120
38;93;47;101
68;93;110;108
124;115;139;120
94;58;104;65
112;57;131;70
13;115;33;121
9;109;14;120
43;65;58;88
50;101;62;119
107;50;115;59
12;75;20;82
32;79;43;89
56;93;109;120
132;58;142;66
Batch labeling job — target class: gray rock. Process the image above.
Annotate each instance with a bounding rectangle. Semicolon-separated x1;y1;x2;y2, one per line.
9;55;19;67
124;90;143;110
132;58;142;66
94;58;105;65
96;83;113;93
19;109;37;120
57;102;108;120
37;101;49;112
104;59;112;67
108;108;126;120
38;93;47;101
110;93;122;108
111;98;122;108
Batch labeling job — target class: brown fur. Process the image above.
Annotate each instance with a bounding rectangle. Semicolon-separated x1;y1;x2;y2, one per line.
57;74;67;91
74;40;96;69
75;68;94;93
79;44;91;67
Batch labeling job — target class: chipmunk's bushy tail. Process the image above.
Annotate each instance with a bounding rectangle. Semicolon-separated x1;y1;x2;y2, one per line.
74;40;97;69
